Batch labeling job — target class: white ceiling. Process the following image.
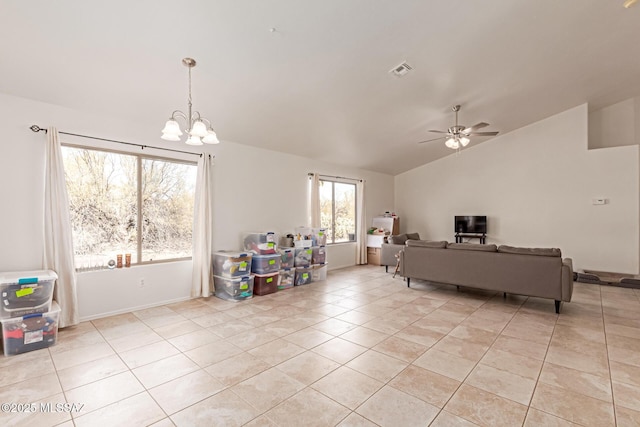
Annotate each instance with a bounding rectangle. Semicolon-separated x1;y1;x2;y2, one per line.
1;1;639;175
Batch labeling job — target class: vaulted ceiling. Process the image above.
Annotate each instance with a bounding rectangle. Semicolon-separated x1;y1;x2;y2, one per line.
1;1;639;175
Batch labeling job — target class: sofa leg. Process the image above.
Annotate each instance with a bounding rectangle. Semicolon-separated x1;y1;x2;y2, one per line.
407;278;410;288
555;300;561;314
385;265;388;273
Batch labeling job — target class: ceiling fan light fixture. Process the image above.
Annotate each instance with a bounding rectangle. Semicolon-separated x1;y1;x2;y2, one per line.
459;136;470;147
445;137;459;149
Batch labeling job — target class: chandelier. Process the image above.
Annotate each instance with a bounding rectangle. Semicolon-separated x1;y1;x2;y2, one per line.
161;58;220;145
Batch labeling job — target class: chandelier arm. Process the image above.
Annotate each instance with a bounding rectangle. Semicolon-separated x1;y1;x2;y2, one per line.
191;111;202;122
170;110;188;122
199;117;215;130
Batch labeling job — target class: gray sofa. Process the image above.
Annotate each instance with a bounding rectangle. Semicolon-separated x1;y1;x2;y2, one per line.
400;240;574;313
381;233;421;272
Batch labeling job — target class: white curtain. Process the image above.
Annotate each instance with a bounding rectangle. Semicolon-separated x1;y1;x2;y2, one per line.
308;173;321;227
44;127;79;328
356;180;367;264
191;154;214;297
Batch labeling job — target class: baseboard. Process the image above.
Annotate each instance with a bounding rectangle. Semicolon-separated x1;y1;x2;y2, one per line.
79;295;192;322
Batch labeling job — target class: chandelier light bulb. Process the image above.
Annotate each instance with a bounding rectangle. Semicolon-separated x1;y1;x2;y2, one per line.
190;120;208;138
203;130;220;144
185;135;203;146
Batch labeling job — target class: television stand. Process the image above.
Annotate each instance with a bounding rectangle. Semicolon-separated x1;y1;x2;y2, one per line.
455;233;486;244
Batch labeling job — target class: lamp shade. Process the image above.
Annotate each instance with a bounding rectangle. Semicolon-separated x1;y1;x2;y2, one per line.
460;136;470;147
161;132;181;141
203;130;220;144
445;138;459;149
185;135;203;146
161;120;183;137
190;120;208;138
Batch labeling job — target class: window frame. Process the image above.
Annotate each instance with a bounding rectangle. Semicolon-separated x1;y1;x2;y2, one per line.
61;142;198;268
319;178;357;245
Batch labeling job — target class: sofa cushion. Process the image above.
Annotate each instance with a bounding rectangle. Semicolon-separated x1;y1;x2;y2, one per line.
498;245;561;257
406;240;448;248
447;243;498;252
389;234;408;245
406;233;421;241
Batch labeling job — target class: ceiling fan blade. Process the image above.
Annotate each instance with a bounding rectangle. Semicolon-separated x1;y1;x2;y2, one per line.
467;131;499;136
462;122;490;133
428;130;448;134
417;136;446;144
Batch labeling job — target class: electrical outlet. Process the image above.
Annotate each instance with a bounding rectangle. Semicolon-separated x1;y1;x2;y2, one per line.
139;277;145;288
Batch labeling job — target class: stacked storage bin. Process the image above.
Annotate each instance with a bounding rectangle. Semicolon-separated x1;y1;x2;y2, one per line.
291;227;329;285
294;246;313;286
311;245;328;283
212;251;254;301
293;227;313;248
243;232;280;296
251;253;280;295
277;248;295;290
0;270;60;356
243;232;278;254
311;228;328;282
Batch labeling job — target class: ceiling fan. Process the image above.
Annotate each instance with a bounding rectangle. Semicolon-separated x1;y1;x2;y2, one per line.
418;105;499;150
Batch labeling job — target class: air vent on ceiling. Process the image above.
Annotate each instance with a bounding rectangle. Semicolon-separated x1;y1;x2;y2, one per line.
389;61;413;77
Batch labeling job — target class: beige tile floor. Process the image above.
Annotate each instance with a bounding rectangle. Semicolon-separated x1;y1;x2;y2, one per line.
2;265;640;426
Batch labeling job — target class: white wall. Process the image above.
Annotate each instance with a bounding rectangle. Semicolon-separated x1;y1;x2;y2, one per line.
209;139;394;270
0;92;394;320
589;97;638;149
395;104;639;274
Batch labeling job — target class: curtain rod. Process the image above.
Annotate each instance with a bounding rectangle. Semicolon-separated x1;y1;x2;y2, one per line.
29;125;209;158
308;172;362;182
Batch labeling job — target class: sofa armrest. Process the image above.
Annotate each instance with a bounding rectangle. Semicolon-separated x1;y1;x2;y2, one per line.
561;258;574;302
381;243;405;266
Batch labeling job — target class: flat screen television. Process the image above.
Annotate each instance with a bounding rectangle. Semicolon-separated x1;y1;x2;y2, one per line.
455;216;487;234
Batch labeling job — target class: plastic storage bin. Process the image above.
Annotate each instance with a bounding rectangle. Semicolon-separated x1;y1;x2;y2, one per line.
1;301;60;356
312;246;326;264
212;251;252;278
243;232;278;254
294;227;313;240
312;228;328;246
278;248;295;269
213;275;254;302
278;268;295;290
0;270;57;319
253;272;279;296
295;267;313;286
312;263;328;282
251;254;281;274
294;247;313;267
293;239;313;248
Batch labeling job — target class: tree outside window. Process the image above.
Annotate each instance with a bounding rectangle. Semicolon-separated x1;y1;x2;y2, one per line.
319;179;356;244
62;146;196;269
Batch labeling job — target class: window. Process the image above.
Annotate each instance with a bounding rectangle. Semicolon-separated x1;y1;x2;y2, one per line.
61;145;197;269
319;179;356;244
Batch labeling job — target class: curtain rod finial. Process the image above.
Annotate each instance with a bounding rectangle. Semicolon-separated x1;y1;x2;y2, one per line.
30;125;47;133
